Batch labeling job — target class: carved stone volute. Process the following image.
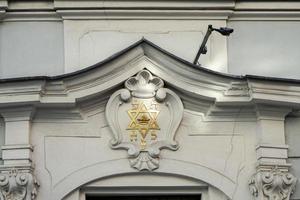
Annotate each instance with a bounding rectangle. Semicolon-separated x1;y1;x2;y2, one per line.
105;70;184;171
249;167;297;200
0;169;39;200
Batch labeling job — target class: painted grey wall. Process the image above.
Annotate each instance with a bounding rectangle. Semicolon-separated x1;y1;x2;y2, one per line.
0;21;64;78
1;20;300;79
285;116;300;199
228;21;300;79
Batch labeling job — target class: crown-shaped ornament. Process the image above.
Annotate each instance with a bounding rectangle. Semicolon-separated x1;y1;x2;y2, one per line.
125;70;164;98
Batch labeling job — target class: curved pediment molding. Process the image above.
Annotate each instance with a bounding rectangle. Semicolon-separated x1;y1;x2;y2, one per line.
51;158;236;200
0;39;299;110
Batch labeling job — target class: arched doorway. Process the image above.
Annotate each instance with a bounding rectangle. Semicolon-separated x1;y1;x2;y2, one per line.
63;172;228;200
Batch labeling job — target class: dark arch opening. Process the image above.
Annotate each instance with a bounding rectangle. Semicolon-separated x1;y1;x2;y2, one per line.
87;195;202;200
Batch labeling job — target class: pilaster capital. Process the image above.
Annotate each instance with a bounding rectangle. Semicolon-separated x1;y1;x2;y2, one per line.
0;168;39;200
255;105;291;121
249;167;297;200
0;106;35;122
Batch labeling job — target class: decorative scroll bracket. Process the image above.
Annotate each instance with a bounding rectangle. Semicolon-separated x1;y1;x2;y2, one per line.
105;70;183;171
249;167;297;200
0;169;39;200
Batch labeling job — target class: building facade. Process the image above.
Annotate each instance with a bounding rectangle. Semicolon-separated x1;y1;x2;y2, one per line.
0;1;300;200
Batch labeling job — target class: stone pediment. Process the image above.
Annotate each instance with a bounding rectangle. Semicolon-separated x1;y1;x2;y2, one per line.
0;38;299;111
0;39;298;200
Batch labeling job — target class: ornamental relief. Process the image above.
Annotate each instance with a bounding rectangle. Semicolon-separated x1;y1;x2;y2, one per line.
249;167;297;200
126;99;160;150
105;70;183;171
0;169;39;200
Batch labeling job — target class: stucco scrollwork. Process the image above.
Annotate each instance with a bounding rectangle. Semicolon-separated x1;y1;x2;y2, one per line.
249;167;297;200
0;169;39;200
105;70;183;171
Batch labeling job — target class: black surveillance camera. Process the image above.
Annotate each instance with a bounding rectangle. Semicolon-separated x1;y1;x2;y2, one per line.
193;25;234;65
215;27;234;36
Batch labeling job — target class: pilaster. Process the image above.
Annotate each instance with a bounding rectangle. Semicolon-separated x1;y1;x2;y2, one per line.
249;105;297;200
0;107;35;166
0;106;39;199
255;105;291;169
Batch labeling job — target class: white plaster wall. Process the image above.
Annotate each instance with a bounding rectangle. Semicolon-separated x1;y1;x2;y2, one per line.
1;19;300;80
30;105;257;200
228;21;300;79
63;20;228;73
0;1;298;200
0;21;64;78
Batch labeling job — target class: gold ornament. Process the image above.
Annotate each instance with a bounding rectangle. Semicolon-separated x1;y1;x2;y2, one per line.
127;99;160;149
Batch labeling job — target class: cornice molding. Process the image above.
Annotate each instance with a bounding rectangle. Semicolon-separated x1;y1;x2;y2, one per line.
2;10;300;21
234;1;300;11
248;80;300;107
1;1;300;21
0;0;7;9
229;11;300;21
0;9;4;19
56;9;232;20
7;0;52;10
1;11;62;22
0;0;5;19
53;0;236;10
0;40;298;112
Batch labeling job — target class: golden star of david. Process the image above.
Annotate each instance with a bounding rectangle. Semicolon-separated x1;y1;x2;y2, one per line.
127;100;160;141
